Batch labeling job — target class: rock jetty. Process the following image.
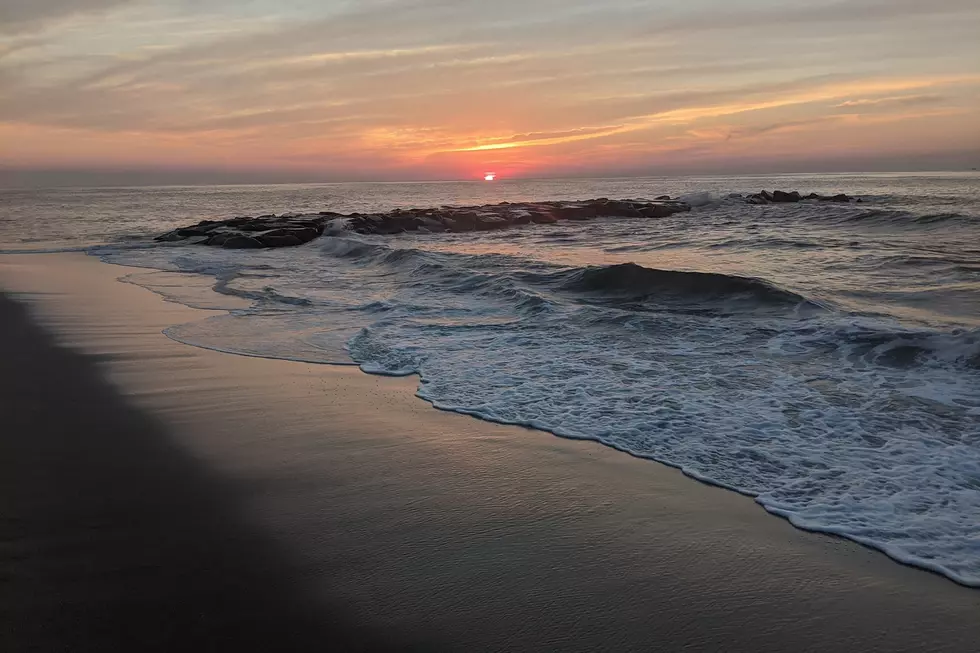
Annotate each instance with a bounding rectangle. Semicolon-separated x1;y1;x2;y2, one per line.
746;190;859;204
155;192;862;250
155;198;693;249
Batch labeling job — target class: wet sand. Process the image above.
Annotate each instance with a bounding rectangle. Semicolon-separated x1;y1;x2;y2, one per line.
2;252;979;652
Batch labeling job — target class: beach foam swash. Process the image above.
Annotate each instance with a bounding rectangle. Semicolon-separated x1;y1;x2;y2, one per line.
95;178;980;587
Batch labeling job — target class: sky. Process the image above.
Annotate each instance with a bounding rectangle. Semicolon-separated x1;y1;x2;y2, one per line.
0;0;978;184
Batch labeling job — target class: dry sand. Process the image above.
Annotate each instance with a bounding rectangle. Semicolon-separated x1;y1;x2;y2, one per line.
2;252;979;652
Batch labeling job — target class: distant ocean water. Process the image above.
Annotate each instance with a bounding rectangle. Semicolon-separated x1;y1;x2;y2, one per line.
2;172;979;585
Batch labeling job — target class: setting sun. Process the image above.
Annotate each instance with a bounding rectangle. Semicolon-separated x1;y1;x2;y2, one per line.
484;172;496;181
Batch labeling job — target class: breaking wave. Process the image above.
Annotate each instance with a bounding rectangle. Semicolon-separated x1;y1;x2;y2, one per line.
557;262;820;310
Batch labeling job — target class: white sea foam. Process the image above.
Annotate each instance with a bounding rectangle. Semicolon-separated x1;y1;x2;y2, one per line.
677;190;723;207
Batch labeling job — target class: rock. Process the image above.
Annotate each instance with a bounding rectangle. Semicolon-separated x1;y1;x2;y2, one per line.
418;217;447;232
772;190;802;203
206;232;231;246
154;230;185;242
281;227;320;243
222;235;265;249
655;195;672;200
640;205;677;218
509;210;533;225
746;190;855;205
257;233;303;247
555;205;597;221
440;217;473;232
176;225;218;237
528;210;559;224
807;193;853;203
474;215;512;230
592;200;641;217
240;221;280;232
154;197;704;246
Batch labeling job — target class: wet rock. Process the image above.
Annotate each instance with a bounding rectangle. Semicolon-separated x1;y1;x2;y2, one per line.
441;216;474;232
257;233;303;247
640;205;678;218
806;192;854;203
593;200;640;217
474;215;512;230
555;205;597;221
154;231;185;242
176;225;218;237
528;209;559;224
155;196;697;247
509;210;533;225
222;235;265;249
205;232;230;246
747;190;856;205
772;190;803;203
418;217;447;232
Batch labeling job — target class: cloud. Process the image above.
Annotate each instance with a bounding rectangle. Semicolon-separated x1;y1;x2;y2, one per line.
0;0;978;180
0;0;134;33
836;95;944;110
642;0;980;36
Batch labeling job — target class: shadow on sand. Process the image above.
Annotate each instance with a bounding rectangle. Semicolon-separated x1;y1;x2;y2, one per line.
0;294;410;652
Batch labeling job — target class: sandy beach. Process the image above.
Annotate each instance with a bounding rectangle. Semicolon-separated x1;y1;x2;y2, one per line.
2;251;980;652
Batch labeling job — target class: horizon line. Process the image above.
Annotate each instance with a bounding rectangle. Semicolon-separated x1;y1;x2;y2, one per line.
2;168;978;192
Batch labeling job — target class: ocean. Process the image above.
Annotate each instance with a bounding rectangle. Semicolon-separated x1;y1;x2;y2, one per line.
2;172;978;585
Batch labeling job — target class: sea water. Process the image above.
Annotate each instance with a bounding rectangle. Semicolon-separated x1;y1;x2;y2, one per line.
2;172;978;584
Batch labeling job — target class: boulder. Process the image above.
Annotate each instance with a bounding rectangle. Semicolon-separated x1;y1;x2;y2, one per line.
176;224;218;237
154;230;185;242
772;190;802;203
807;193;854;203
240;221;282;232
528;210;559;224
257;233;304;247
206;232;231;246
418;217;448;232
595;200;643;217
272;227;319;243
640;205;679;218
509;210;532;225
474;215;512;230
555;205;597;221
222;235;265;249
442;217;475;232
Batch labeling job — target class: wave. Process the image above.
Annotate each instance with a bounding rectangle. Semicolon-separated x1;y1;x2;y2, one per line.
318;237;825;318
834;209;975;228
838;324;980;371
555;262;821;311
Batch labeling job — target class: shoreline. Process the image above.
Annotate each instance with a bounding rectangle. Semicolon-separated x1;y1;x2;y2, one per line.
3;251;980;651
